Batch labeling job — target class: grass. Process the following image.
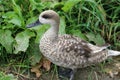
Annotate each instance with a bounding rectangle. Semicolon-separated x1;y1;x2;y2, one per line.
0;0;120;80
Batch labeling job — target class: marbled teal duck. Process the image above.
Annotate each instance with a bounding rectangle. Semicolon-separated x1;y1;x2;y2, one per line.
27;10;120;80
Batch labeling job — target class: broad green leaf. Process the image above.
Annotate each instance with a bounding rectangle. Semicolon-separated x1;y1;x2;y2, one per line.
59;16;66;34
86;32;105;45
34;25;50;43
0;30;14;53
70;30;87;40
2;11;16;18
62;0;80;12
26;17;38;25
2;24;15;29
27;43;42;65
51;2;64;9
14;30;35;54
2;11;23;27
8;16;22;27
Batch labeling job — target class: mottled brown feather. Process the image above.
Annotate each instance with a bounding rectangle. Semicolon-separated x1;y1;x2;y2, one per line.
58;34;92;57
37;10;109;69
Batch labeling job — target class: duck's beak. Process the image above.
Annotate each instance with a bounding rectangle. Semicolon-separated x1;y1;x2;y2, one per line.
26;19;42;28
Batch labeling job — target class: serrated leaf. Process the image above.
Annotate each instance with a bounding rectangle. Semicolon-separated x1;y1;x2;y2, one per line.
0;30;14;53
14;30;35;53
86;32;105;45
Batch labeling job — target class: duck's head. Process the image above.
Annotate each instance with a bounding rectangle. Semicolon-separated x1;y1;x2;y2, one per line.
27;10;60;28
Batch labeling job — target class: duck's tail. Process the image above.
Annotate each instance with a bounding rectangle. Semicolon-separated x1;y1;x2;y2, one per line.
108;50;120;57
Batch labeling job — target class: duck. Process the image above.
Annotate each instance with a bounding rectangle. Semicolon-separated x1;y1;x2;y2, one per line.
27;10;120;80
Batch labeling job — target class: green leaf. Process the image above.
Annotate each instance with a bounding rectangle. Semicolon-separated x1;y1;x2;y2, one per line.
27;43;42;65
0;30;14;53
70;30;87;40
59;16;66;34
0;72;17;80
2;11;23;27
62;0;80;12
14;30;35;54
29;0;44;11
26;16;38;25
8;16;22;27
2;11;16;18
86;32;105;45
11;0;24;26
12;0;22;18
34;25;50;43
2;24;15;29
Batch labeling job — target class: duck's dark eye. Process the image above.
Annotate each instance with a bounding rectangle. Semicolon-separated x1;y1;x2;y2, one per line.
42;14;51;19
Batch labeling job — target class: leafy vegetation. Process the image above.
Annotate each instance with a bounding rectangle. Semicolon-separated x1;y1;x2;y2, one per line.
0;72;16;80
0;0;120;79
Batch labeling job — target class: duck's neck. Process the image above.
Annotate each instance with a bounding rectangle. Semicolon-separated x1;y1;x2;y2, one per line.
44;24;59;41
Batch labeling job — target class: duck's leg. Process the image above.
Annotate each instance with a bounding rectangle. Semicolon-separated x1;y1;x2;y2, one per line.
57;66;72;80
70;69;77;80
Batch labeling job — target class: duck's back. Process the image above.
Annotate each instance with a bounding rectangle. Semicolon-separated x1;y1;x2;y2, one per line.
40;34;108;69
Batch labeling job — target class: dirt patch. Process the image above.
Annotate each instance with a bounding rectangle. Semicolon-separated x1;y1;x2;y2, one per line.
0;59;120;80
58;59;120;80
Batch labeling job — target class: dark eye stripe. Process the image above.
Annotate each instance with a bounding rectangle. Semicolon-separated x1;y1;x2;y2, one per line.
42;14;51;19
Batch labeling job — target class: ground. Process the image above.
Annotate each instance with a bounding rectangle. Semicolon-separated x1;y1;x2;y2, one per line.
0;57;120;80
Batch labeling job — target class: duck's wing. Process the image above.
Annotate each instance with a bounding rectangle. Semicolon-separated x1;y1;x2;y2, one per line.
58;34;108;57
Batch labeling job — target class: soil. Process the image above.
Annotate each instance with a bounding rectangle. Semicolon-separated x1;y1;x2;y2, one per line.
1;58;120;80
40;59;120;80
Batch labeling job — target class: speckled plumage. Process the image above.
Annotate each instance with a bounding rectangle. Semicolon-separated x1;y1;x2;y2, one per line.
27;10;120;80
40;33;108;69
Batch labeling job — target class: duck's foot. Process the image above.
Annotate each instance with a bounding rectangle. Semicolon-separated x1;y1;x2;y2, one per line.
69;69;77;80
58;66;72;80
57;66;77;80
